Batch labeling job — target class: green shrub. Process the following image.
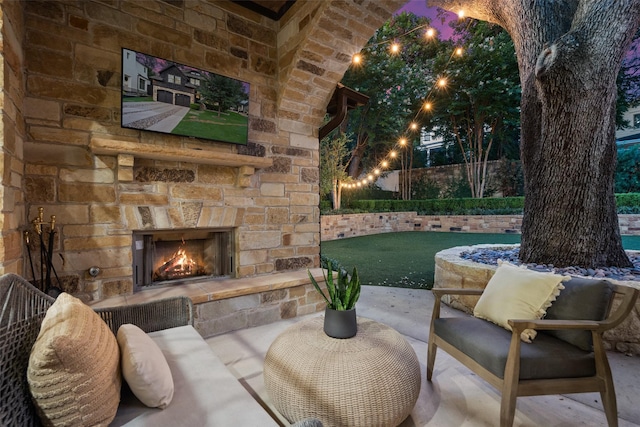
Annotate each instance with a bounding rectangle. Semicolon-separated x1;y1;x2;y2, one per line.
616;146;640;193
322;193;640;216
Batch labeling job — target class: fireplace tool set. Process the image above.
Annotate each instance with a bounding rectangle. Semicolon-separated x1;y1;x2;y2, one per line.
25;207;62;297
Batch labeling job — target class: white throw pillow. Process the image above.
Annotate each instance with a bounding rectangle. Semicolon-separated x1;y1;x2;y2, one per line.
117;324;174;409
473;261;568;343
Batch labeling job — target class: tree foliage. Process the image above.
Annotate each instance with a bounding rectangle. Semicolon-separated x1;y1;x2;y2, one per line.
428;20;521;198
616;145;640;193
320;131;351;210
199;74;248;115
429;0;640;268
341;12;443;179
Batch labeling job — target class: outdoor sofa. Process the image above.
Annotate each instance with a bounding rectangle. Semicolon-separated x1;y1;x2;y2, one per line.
0;272;321;426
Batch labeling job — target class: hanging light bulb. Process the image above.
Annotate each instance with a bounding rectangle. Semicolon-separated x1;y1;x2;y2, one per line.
352;53;362;65
410;122;418;131
374;168;381;175
438;77;447;87
390;42;400;54
399;138;407;146
423;101;432;110
425;28;435;38
381;161;389;168
458;10;465;18
367;174;374;181
455;47;463;56
390;151;397;158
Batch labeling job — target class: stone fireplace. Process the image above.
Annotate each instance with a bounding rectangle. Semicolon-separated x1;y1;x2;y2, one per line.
0;0;402;335
132;228;234;291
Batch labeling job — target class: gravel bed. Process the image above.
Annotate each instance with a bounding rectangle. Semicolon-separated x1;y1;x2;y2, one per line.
459;247;640;282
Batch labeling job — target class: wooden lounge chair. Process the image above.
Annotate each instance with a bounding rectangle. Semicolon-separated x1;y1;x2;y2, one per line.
427;277;639;427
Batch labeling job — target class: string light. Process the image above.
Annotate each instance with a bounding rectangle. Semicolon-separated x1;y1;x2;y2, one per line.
339;17;472;192
343;19;476;192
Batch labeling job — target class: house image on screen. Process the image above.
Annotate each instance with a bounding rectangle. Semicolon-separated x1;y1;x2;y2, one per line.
150;64;202;107
122;48;150;97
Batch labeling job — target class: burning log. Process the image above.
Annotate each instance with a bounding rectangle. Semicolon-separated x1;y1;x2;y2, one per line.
154;249;198;281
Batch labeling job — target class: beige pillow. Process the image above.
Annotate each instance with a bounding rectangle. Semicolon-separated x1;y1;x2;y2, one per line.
473;261;568;343
27;293;121;426
117;324;174;409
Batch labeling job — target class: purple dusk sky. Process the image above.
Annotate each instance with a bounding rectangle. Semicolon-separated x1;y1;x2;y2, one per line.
395;1;457;40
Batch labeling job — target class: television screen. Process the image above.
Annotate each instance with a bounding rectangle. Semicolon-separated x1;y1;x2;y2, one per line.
121;48;249;145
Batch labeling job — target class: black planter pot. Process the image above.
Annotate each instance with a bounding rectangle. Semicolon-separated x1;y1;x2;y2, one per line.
324;307;357;339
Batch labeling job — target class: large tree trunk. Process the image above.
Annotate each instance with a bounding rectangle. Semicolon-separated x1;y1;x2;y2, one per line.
429;0;640;267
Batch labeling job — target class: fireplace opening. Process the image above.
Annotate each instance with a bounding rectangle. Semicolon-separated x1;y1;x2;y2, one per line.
132;228;234;290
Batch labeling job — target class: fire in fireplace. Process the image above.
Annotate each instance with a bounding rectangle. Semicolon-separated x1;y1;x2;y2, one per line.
132;228;234;290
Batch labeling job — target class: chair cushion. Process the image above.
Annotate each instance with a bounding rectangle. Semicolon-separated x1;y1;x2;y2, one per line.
473;261;569;342
117;324;174;409
434;316;596;380
544;277;613;351
27;293;121;426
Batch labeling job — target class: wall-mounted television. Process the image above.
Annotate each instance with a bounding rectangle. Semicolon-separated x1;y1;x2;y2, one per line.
121;48;249;145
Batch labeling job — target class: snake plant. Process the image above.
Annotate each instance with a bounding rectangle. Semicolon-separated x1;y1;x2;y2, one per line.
308;261;360;310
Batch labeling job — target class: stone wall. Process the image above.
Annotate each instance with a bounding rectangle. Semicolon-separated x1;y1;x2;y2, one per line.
195;282;326;336
434;246;640;355
321;212;640;241
0;1;27;276
2;0;405;302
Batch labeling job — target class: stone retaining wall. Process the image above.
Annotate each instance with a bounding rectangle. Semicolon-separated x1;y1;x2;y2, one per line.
321;212;640;241
434;245;640;356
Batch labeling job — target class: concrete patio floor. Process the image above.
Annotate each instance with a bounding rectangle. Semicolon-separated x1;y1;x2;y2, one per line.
206;285;640;427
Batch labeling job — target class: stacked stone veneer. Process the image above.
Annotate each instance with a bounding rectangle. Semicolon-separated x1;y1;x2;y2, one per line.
0;0;407;303
321;212;640;241
434;246;640;355
195;281;327;337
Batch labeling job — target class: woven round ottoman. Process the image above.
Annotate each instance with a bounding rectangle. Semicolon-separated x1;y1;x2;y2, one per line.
264;316;421;427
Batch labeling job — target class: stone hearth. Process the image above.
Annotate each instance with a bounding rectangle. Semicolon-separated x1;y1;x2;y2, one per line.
90;268;327;337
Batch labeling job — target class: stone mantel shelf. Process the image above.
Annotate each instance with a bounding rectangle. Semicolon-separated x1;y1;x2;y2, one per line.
90;137;273;169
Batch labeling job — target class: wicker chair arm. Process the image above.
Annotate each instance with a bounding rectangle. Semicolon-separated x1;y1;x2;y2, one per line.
95;296;194;335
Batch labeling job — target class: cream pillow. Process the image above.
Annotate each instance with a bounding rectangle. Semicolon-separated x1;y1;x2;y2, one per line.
27;293;121;426
117;324;174;409
473;261;568;343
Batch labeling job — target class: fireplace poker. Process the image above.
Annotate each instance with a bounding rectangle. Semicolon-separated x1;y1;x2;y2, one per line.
45;216;55;291
24;231;36;286
33;211;45;290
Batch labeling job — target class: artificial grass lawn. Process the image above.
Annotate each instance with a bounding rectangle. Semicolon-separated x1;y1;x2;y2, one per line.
320;231;640;289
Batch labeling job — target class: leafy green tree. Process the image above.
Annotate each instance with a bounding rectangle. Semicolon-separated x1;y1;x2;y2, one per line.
615;146;640;193
200;74;248;116
427;20;521;198
320;132;351;210
430;0;639;268
341;12;445;186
